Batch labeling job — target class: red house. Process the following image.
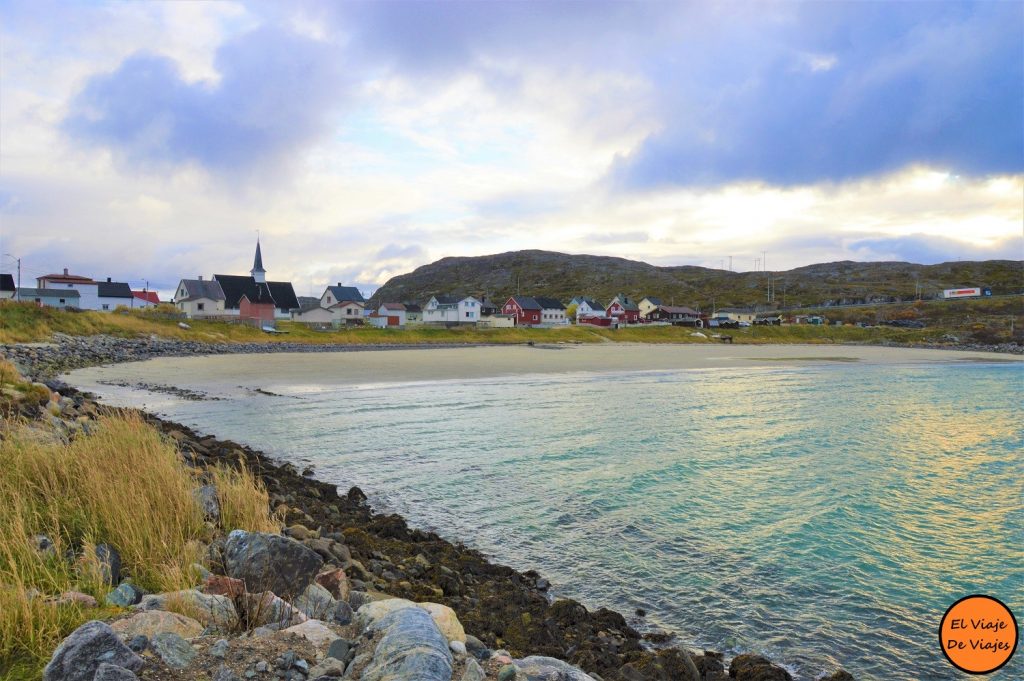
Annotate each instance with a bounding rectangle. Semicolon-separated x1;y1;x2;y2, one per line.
502;296;542;326
239;292;276;324
606;294;640;324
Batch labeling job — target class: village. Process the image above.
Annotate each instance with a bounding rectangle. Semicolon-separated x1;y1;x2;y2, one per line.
2;240;828;331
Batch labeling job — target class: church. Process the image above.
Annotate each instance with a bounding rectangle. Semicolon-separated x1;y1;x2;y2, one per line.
213;240;299;320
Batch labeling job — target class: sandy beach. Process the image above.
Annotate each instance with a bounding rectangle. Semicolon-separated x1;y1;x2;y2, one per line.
65;343;1021;392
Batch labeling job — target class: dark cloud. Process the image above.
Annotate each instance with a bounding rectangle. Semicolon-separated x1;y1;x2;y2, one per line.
609;2;1023;188
63;26;346;177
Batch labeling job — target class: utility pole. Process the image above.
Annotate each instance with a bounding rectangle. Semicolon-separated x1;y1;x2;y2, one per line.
728;256;732;271
4;254;20;301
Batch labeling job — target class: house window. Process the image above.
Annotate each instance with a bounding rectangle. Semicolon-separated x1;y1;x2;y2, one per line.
326;296;332;303
198;303;205;311
59;298;65;304
102;304;109;310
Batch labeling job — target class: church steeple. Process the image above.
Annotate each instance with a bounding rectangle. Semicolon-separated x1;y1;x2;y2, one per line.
251;238;266;283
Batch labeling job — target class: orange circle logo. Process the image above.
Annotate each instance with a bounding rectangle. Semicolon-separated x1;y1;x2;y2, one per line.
939;595;1018;674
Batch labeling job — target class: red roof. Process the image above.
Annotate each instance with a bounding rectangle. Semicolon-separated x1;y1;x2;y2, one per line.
132;290;160;304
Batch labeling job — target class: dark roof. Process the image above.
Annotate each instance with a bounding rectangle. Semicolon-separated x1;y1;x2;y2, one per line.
432;295;459;305
534;296;565;310
252;240;264;272
404;303;422;313
178;279;226;302
643;297;662;305
97;281;133;298
296;296;321;311
267;281;299;311
576;298;602;309
657;305;699;315
327;285;365;303
0;274;14;292
719;307;755;313
610;295;639;311
18;287;80;298
214;274;269;309
509;296;541;310
239;284;274;305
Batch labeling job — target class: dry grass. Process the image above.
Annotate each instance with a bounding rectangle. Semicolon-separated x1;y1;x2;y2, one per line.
0;409;278;677
209;460;283;535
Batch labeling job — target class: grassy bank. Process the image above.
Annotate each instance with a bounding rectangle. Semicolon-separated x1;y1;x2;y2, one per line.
1;299;1019;348
0;365;280;678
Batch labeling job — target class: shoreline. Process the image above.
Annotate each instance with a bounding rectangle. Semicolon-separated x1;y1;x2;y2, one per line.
34;380;827;681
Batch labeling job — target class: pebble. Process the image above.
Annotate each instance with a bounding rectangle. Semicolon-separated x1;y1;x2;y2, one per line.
450;640;467;656
498;664;518;681
210;638;230;659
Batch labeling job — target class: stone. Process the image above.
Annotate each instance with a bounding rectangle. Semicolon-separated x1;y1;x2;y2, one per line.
465;635;489;661
729;653;793;681
315;568;351;602
240;591;308;627
43;620;144;681
332;599;353;625
137;590;239;630
462;658;487;681
255;660;269;672
111;610;204;639
450;640;467;656
214;665;243;681
327;638;351;662
515;656;599;681
308;657;346;678
151;632;197;669
95;544;122;586
93;663;139;681
126;635;148;652
210;638;230;659
817;672;855;681
498;664;518;681
105;583;145;607
204;574;246;599
52;591;98;608
283;619;338;649
418;602;466;643
193;485;221;523
223;530;323;600
33;534;56;558
293;582;337;620
285;524;316;541
359;606;453;681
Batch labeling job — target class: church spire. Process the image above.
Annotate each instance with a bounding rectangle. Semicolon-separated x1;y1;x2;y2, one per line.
251;238;266;283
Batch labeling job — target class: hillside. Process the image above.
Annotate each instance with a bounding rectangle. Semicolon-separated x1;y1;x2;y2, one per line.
369;250;1022;310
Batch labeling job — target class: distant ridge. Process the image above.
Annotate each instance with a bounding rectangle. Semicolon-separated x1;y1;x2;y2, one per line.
369;250;1022;310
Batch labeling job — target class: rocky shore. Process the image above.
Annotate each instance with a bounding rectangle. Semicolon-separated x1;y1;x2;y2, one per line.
2;341;858;681
2;332;1019;381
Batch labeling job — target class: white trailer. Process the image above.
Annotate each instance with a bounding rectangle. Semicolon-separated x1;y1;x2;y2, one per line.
942;287;991;299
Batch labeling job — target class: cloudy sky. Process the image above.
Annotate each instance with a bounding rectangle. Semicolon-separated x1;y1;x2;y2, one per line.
1;0;1021;297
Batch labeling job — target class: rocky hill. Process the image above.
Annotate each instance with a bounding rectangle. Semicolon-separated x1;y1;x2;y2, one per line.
369;250;1021;310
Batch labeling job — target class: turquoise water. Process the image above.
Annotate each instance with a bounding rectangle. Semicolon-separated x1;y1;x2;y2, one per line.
89;361;1022;680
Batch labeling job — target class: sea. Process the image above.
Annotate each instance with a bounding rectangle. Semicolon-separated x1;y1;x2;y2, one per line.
71;355;1023;680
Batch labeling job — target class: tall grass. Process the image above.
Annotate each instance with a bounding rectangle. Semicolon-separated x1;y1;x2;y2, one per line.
209;460;282;535
0;411;278;676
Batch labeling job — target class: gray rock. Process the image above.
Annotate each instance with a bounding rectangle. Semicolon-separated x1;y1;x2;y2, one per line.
514;656;598;681
498;664;518;681
93;663;139;681
137;590;238;631
223;530;323;599
332;599;353;625
465;634;490;661
293;582;337;620
327;638;351;662
126;635;148;653
150;632;197;669
193;484;221;523
95;543;122;586
214;665;243;681
462;658;487;681
360;606;453;681
210;638;230;659
450;639;467;656
42;620;144;681
105;583;144;607
255;660;269;672
308;657;346;678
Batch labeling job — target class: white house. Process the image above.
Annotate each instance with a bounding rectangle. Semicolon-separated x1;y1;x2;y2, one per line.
320;283;365;309
36;269;138;312
573;297;605;321
639;297;662;318
404;304;423;326
95;279;135;311
424;295;481;324
377;303;407;327
291;304;337;324
534;296;569;325
17;288;80;309
173;278;227;318
716;308;756;323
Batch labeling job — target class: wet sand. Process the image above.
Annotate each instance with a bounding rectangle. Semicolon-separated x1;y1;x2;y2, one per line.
65;343;1021;392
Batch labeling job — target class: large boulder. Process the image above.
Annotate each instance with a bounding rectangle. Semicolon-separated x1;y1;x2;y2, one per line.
293;582;337;620
356;598;466;644
193;485;221;523
360;606;453;681
111;610;204;639
515;656;598;681
150;632;197;669
239;591;308;628
93;664;140;681
43;620;144;681
136;590;238;631
222;530;323;599
729;654;793;681
283;619;339;649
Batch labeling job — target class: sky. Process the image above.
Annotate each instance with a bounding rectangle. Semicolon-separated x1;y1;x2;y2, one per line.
1;0;1021;298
